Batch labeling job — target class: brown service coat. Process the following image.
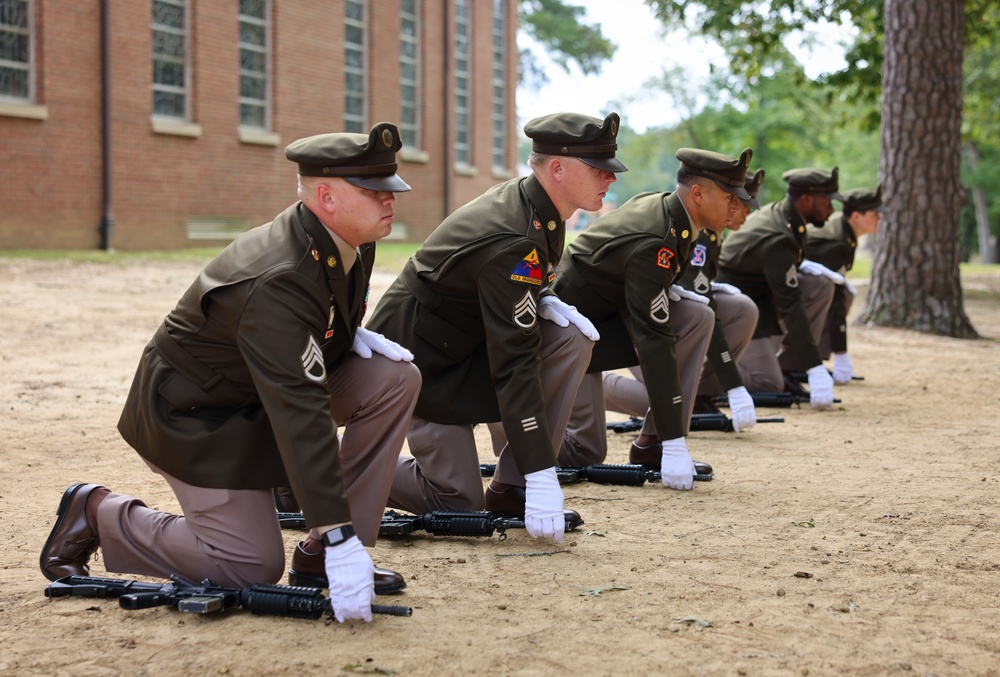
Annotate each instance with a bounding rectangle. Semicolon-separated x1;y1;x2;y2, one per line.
118;202;371;528
716;197;823;370
366;174;564;476
552;191;696;441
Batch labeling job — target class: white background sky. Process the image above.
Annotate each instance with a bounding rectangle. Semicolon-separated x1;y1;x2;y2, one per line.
515;0;858;133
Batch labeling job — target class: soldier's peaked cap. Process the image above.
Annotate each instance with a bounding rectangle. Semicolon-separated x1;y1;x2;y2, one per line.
676;147;753;201
524;112;628;173
842;184;884;213
743;168;766;210
285;122;411;192
781;166;843;201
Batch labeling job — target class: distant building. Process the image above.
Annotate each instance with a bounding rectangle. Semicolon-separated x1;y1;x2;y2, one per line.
0;0;518;249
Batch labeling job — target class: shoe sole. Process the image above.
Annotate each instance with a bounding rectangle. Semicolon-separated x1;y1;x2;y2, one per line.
39;483;99;582
288;569;407;595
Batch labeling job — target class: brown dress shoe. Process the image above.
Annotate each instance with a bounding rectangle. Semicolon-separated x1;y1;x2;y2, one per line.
287;541;406;594
40;483;105;581
629;442;714;479
483;483;584;529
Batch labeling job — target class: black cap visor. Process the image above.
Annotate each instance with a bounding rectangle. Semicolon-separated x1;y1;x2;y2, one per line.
713;179;752;202
579;156;629;173
344;173;412;192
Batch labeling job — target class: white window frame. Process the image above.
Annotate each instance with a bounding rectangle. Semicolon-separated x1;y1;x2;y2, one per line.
238;0;270;131
0;0;34;104
344;0;367;134
453;0;471;166
151;0;191;121
491;0;508;170
399;0;421;150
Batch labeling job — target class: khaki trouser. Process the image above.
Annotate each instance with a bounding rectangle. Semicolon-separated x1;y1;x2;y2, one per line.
98;353;420;587
697;292;759;396
562;297;715;465
738;274;835;390
388;320;593;513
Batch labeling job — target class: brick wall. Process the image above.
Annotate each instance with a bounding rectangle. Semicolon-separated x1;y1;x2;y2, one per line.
0;0;519;250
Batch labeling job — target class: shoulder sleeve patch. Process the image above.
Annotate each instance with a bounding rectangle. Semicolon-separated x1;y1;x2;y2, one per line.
690;243;708;267
657;247;676;270
510;248;543;286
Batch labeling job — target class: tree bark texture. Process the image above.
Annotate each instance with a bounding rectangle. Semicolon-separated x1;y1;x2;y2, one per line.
859;0;978;338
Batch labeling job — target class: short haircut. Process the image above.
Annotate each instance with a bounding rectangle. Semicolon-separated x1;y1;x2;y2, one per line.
528;150;556;169
676;167;699;187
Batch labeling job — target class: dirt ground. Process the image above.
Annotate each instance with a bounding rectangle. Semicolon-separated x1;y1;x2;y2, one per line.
2;255;999;677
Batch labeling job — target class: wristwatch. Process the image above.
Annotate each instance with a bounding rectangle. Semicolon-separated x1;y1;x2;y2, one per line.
320;524;356;547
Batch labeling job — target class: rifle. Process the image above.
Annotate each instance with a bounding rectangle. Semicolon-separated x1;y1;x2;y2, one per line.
44;575;412;619
714;392;841;409
787;369;864;382
607;413;784;434
481;462;713;485
277;507;585;538
379;509;585;539
688;412;785;432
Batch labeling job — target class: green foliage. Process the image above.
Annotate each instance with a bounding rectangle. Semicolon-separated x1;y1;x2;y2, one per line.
518;0;616;88
611;45;879;205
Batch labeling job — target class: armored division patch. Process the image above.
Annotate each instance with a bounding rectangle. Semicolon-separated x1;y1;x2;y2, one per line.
301;333;326;383
656;247;675;270
650;289;671;324
690;243;708;268
511;249;543;286
513;289;538;329
786;264;799;288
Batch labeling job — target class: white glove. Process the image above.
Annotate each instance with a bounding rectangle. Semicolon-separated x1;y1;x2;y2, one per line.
806;364;835;409
524;467;565;543
710;281;742;295
832;352;855;384
351;327;414;361
844;279;857;295
669;284;710;305
324;534;375;623
660;437;695;490
538;296;600;341
798;259;845;285
726;386;757;432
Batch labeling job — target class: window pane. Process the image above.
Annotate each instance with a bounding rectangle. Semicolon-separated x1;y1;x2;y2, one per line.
345;48;363;68
345;24;363;45
153;60;185;86
240;48;265;72
345;0;363;21
153;90;185;116
152;1;184;29
0;65;29;97
240;74;266;98
0;0;29;29
346;72;364;92
0;30;27;61
241;102;265;127
240;22;265;46
153;30;185;58
345;95;363;116
239;0;266;20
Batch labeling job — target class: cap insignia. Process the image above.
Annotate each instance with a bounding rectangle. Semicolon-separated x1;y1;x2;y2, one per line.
381;129;393;147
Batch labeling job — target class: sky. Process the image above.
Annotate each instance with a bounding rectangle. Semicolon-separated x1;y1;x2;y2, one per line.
515;0;858;133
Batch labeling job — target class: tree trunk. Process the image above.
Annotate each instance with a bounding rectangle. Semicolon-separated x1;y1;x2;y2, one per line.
964;142;998;264
858;0;978;338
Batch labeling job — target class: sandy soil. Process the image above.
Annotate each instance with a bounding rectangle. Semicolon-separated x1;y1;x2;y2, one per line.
2;255;999;677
